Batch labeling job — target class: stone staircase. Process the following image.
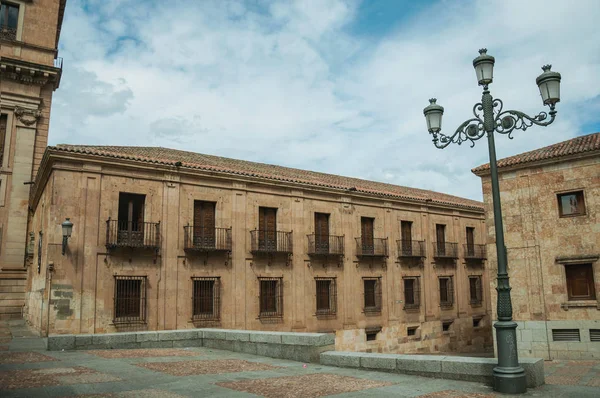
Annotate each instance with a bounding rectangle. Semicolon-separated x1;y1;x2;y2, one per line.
0;269;27;320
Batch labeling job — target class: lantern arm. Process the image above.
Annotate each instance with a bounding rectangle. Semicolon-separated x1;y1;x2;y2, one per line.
431;115;485;149
494;102;557;139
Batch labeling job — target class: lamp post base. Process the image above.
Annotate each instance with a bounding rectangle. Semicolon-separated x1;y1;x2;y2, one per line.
493;320;527;394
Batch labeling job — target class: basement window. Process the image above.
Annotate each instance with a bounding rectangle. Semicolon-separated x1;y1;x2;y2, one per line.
407;326;418;337
473;317;483;328
442;321;453;333
365;327;381;341
552;329;580;342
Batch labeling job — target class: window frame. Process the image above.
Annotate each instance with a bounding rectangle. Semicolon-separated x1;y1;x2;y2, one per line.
113;275;147;324
315;277;337;317
403;276;421;310
363;277;382;315
565;263;596;301
557;190;586;217
438;276;454;309
258;277;283;319
0;1;21;41
191;276;220;321
468;275;483;306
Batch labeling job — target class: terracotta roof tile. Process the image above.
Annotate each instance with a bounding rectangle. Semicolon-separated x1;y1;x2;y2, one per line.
50;144;483;211
472;132;600;174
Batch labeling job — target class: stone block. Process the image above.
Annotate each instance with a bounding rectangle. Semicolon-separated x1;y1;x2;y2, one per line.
140;341;174;349
320;351;361;368
173;339;203;348
249;331;283;344
520;358;545;388
201;329;227;340
203;338;234;351
92;332;137;347
225;331;250;342
158;330;200;341
75;334;93;347
256;343;283;358
136;332;159;342
47;334;75;351
280;332;335;346
524;321;546;330
440;357;495;380
110;342;141;349
233;341;257;355
520;329;532;342
396;354;443;374
359;353;397;371
532;329;548;342
280;345;311;363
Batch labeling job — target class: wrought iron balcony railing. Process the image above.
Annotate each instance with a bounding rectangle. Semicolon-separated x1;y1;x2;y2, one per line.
432;242;458;259
464;244;486;260
307;234;344;256
106;219;160;250
0;25;17;41
356;237;388;258
184;226;232;252
250;230;293;254
396;240;426;258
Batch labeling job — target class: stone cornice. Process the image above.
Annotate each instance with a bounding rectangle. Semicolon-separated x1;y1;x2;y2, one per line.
30;149;486;217
0;56;62;90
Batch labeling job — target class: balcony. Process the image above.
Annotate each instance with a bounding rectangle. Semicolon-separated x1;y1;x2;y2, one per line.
106;219;160;250
0;24;16;41
397;240;426;258
432;242;458;259
464;244;486;260
307;234;344;256
250;230;293;254
356;237;388;258
184;226;232;252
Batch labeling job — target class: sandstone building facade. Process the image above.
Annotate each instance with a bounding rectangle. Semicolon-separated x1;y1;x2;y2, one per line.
0;0;66;319
473;132;600;360
26;145;493;354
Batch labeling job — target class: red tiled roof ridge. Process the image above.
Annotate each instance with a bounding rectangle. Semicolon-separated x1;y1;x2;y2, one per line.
50;144;483;211
472;132;600;174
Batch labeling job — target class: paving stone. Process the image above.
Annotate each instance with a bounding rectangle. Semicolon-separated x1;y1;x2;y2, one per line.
172;339;203;348
140;341;174;349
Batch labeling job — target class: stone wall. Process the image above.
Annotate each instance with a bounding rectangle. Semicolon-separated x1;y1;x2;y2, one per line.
478;153;600;360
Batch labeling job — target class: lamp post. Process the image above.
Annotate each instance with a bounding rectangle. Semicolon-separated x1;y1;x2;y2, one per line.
423;49;561;394
61;218;73;255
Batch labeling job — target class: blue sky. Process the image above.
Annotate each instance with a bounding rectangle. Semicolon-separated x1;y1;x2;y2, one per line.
50;0;600;201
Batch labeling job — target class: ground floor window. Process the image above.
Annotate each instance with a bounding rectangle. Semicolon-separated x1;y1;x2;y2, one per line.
469;275;483;306
259;277;283;319
114;275;147;323
363;277;382;315
315;277;337;316
403;277;420;310
565;263;596;300
439;276;454;308
192;277;220;321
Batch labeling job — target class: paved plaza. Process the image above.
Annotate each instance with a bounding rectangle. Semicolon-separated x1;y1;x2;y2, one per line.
1;321;599;397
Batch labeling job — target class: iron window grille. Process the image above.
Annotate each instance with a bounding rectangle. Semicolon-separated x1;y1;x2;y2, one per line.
307;234;344;256
113;275;147;324
403;277;421;310
192;277;220;321
184;226;232;252
258;277;283;319
557;191;586;217
250;230;293;254
552;329;580;342
356;237;388;257
315;277;337;316
469;275;483;306
106;219;161;249
363;277;382;315
433;242;459;259
464;244;487;260
439;276;454;308
0;1;18;41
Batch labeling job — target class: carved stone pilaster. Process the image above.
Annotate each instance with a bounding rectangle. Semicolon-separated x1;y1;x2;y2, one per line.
14;107;42;127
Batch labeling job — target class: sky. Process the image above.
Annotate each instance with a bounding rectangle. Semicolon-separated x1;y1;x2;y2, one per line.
50;0;600;201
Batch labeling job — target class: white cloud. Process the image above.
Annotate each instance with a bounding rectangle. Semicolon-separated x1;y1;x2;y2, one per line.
50;0;600;201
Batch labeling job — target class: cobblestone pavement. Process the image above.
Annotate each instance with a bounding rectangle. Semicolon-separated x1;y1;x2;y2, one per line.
1;321;599;397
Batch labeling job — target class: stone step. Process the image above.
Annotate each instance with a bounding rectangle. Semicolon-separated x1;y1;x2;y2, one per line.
0;298;25;306
0;305;23;314
0;312;22;320
0;279;26;286
0;285;26;293
0;291;25;298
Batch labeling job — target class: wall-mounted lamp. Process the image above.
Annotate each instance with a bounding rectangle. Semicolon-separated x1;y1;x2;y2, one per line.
61;218;73;255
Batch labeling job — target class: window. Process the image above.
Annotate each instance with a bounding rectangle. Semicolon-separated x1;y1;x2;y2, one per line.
565;263;596;300
590;329;600;342
403;277;420;310
473;317;482;328
365;327;381;341
442;320;453;332
363;277;382;314
557;191;586;217
117;193;146;245
114;276;147;323
361;217;375;255
469;275;483;306
192;277;220;321
552;329;580;342
315;277;337;316
407;326;418;336
439;276;454;308
193;201;216;248
259;277;283;319
0;2;19;41
0;114;7;165
258;207;277;250
435;224;446;255
466;227;475;256
314;213;330;253
400;221;413;255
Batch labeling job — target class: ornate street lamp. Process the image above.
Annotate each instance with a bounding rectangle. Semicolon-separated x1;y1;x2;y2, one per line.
423;49;560;394
61;218;73;255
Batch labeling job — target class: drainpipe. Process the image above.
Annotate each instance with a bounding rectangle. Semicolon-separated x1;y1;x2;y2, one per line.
46;262;54;337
